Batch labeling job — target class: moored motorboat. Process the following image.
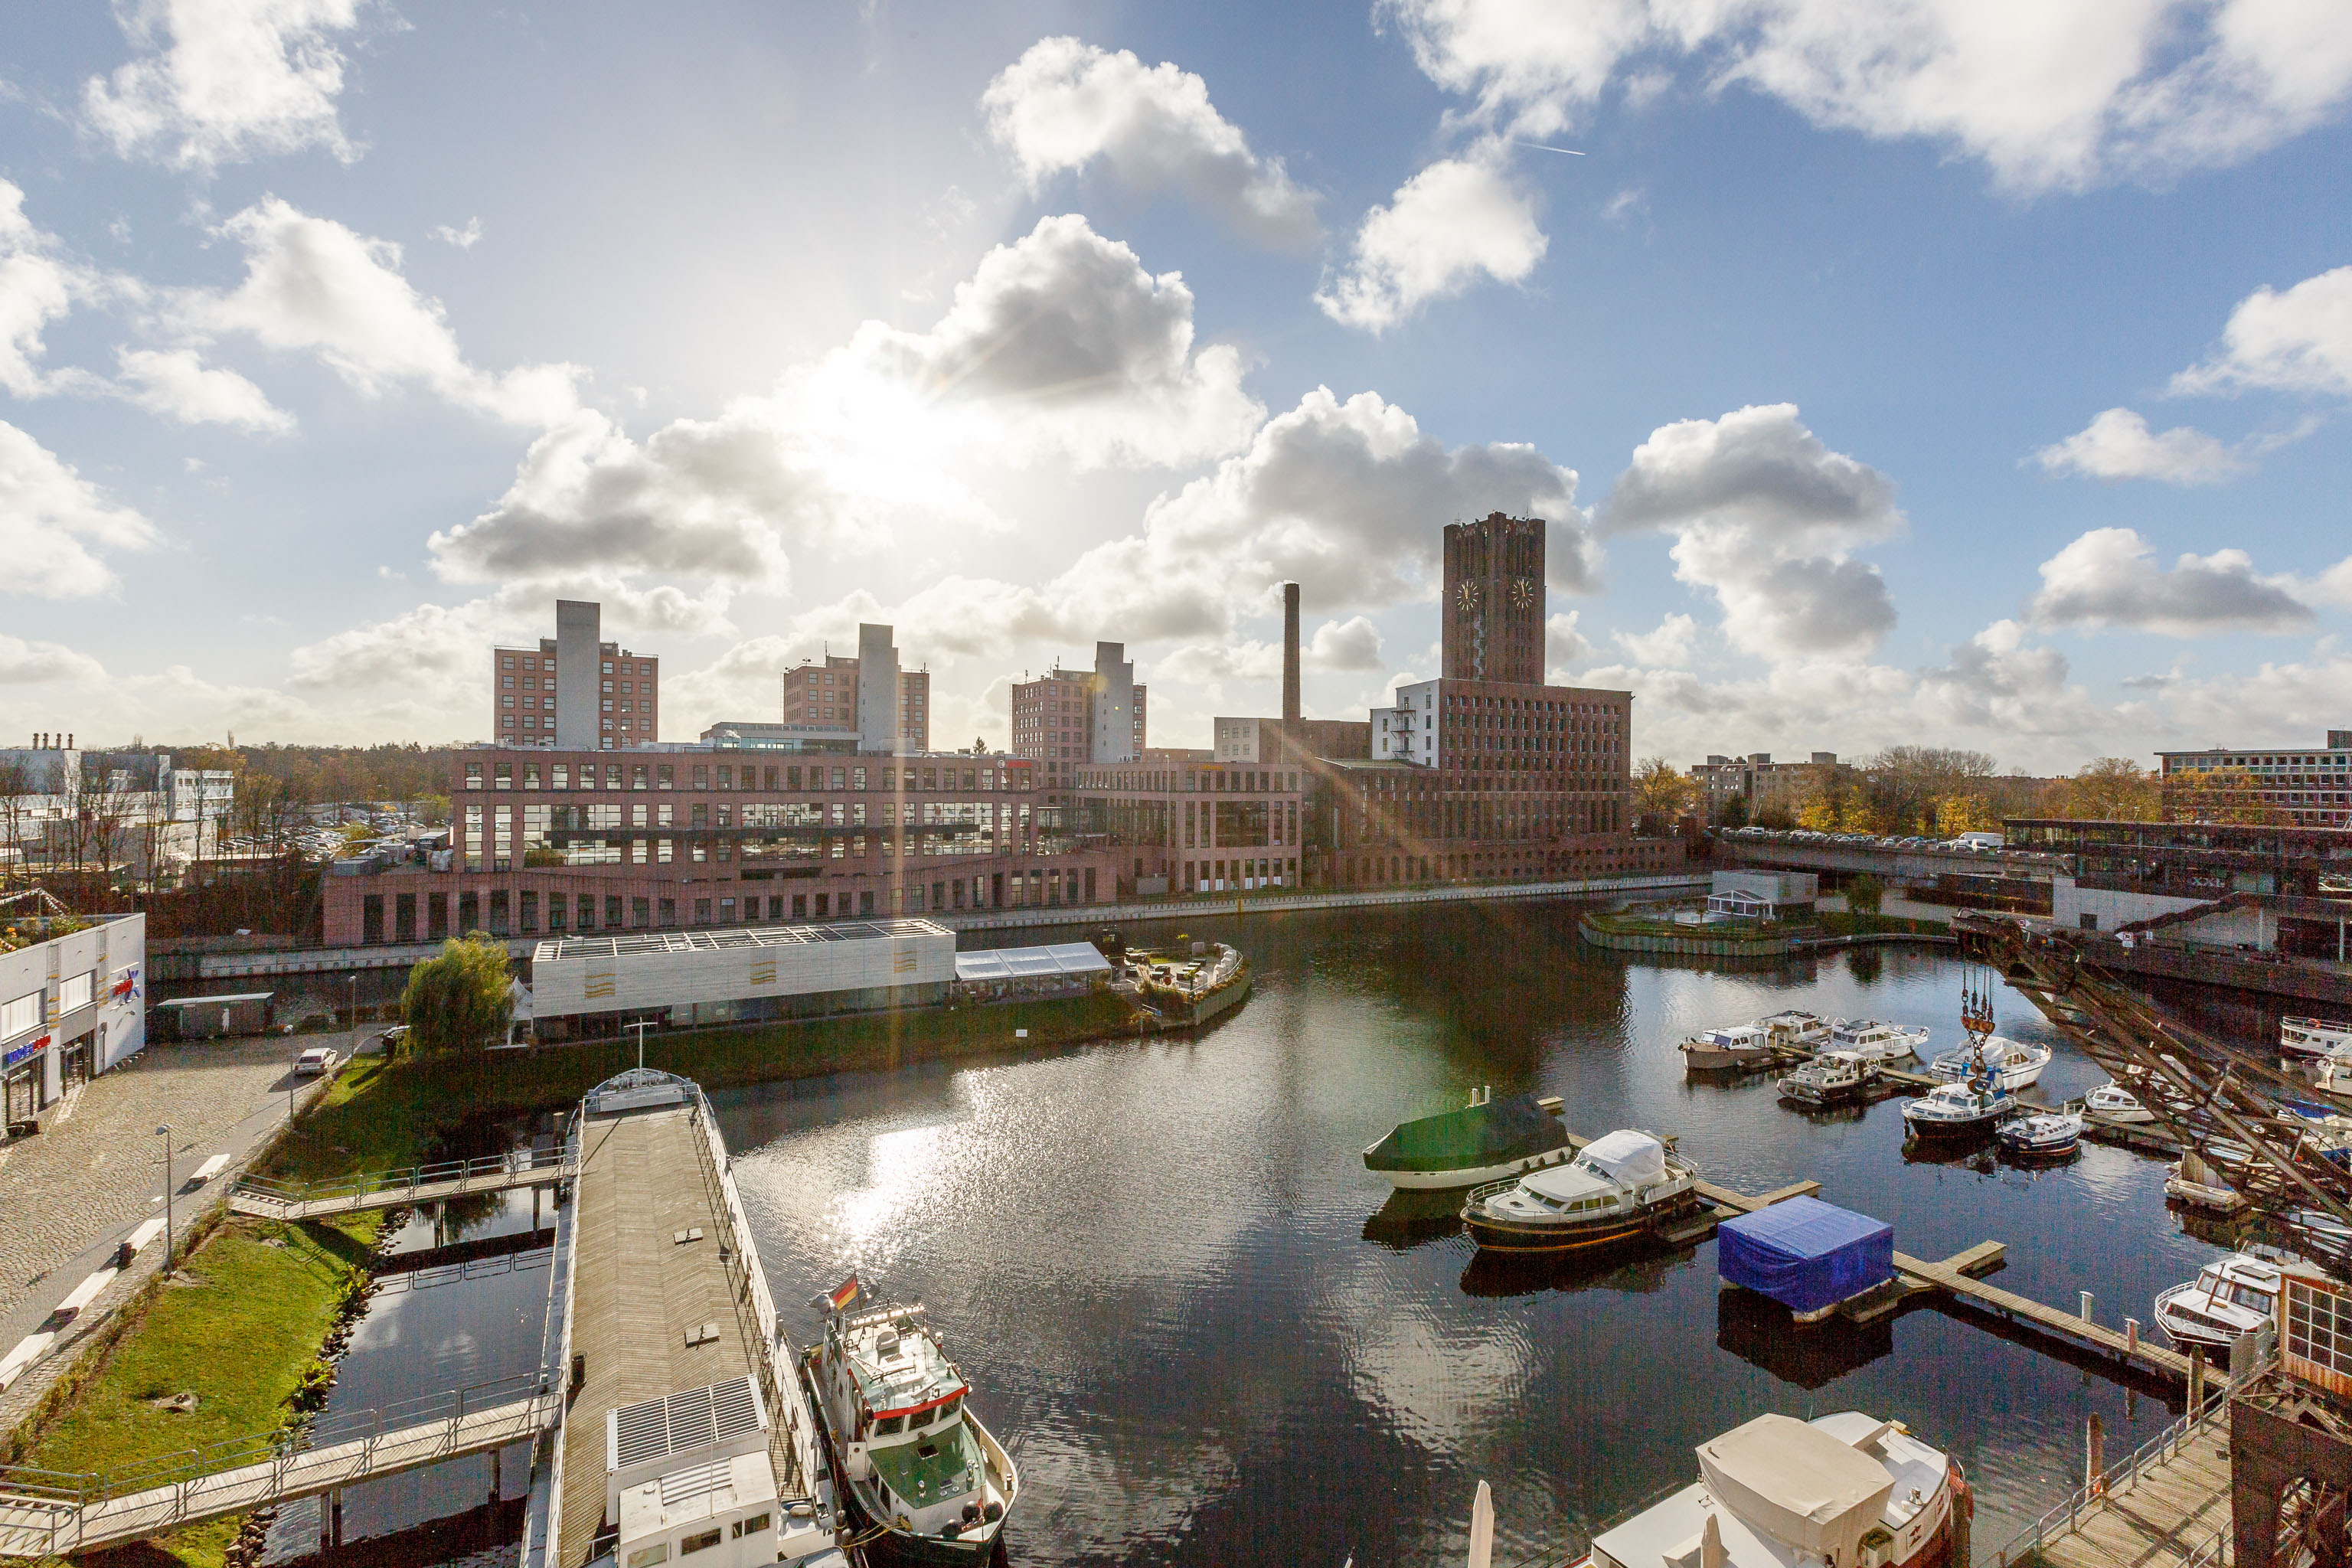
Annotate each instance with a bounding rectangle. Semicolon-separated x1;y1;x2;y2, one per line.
1994;1112;2082;1161
1827;1018;1931;1063
2281;1015;2352;1062
1900;1080;2017;1141
1361;1086;1573;1189
809;1286;1018;1563
1755;1009;1832;1049
1778;1050;1880;1107
1926;1037;2051;1090
2166;1149;2249;1214
1681;1024;1776;1072
1460;1130;1703;1254
2153;1253;2280;1351
1583;1410;1963;1568
2085;1081;2155;1124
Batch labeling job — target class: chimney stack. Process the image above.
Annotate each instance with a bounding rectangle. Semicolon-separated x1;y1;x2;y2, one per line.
1282;582;1301;727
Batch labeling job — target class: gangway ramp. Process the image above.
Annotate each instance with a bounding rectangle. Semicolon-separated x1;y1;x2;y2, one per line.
0;1378;554;1559
228;1146;575;1220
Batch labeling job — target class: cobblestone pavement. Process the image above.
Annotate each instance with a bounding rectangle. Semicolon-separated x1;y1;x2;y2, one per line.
0;1032;362;1436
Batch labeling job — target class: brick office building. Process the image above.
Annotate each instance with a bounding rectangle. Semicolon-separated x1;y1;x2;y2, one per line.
1010;642;1148;805
492;599;659;748
1070;754;1308;896
779;623;933;751
320;743;1126;948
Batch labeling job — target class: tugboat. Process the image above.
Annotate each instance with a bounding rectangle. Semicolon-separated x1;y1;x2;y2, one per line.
1777;1050;1880;1108
1994;1111;2082;1161
1681;1024;1776;1072
806;1282;1018;1563
1900;1077;2017;1142
1583;1410;1965;1568
2154;1253;2280;1351
1361;1086;1573;1190
1926;1037;2052;1090
1460;1130;1704;1254
1825;1018;1931;1063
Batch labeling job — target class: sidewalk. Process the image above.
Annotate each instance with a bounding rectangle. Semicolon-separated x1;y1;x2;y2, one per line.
0;1028;363;1436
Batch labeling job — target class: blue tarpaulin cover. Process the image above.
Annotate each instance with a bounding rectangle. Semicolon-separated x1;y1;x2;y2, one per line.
1717;1196;1894;1314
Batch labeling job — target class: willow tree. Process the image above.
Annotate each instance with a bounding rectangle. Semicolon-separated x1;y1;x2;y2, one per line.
400;933;513;1056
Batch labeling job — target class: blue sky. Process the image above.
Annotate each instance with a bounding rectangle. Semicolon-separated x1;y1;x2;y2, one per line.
4;1;2350;772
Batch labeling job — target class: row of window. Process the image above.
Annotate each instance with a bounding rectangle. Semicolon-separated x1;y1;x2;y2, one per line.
498;654;657;676
1;969;97;1044
464;759;1031;792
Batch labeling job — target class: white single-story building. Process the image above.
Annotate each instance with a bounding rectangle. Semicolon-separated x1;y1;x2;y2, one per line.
2;913;146;1129
1712;869;1817;913
952;942;1112;998
530;918;955;1034
1705;887;1780;920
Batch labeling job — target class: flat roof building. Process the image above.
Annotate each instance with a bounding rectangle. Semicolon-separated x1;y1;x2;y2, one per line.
494;599;660;750
2;912;145;1129
2155;732;2352;828
1010;643;1148;802
778;624;930;753
531;919;954;1033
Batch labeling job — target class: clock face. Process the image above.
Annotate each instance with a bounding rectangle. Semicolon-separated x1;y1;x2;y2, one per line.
1511;576;1537;609
1456;581;1481;612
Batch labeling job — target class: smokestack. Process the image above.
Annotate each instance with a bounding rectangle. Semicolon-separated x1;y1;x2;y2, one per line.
1282;582;1301;727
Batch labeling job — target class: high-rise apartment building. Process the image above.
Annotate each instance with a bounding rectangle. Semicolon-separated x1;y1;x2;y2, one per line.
1010;642;1148;801
777;625;930;751
1443;513;1545;685
492;599;658;749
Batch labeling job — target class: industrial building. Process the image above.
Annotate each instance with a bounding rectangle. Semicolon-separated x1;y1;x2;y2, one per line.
493;599;661;749
1;912;145;1130
530;918;955;1034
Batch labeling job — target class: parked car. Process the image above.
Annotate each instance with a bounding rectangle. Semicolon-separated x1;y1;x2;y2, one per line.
295;1046;340;1076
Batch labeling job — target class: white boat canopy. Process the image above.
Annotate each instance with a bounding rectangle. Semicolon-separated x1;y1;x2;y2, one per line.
1581;1129;1668;1183
1697;1413;1896;1560
953;943;1112;982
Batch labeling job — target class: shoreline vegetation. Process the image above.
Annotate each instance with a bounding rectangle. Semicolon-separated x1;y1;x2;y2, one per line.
3;990;1138;1568
1579;908;1947;958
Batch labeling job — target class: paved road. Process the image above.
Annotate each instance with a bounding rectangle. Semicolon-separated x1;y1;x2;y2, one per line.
0;1029;362;1429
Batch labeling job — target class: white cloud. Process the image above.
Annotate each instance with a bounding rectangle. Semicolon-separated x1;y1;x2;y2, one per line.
982;38;1318;250
0;634;106;684
1614;611;1698;665
116;346;293;431
1381;0;2352;194
0;181;104;399
2027;526;2312;634
1545;609;1593;670
1306;616;1383;671
2034;407;2245;484
0;420;161;598
1315;154;1547;332
839;214;1263;469
430;217;482;249
177;198;581;426
1602;403;1903;660
2172;263;2352;398
84;0;367;170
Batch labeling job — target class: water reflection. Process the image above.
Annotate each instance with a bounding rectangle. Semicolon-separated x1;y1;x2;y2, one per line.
1714;1286;1894;1390
722;902;2236;1566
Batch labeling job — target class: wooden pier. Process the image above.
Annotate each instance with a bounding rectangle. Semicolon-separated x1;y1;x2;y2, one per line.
1991;1387;2239;1568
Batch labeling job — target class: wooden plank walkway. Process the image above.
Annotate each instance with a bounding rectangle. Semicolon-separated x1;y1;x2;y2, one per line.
0;1395;550;1557
1893;1250;2190;1381
2008;1417;2231;1568
229;1162;569;1220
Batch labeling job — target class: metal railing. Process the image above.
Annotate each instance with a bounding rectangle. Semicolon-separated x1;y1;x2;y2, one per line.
1990;1358;2262;1567
232;1143;576;1209
0;1373;556;1555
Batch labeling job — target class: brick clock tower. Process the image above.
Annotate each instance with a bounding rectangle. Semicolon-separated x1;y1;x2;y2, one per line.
1442;513;1545;684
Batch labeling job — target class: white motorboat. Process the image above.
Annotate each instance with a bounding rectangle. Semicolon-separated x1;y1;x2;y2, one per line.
1778;1050;1880;1108
809;1292;1018;1562
2154;1253;2280;1351
2282;1016;2352;1061
1460;1130;1704;1254
2166;1149;2249;1214
1826;1018;1930;1063
1681;1024;1777;1072
1901;1080;2017;1141
1754;1009;1832;1049
2085;1081;2155;1124
1926;1037;2052;1091
1583;1410;1962;1568
1995;1112;2082;1161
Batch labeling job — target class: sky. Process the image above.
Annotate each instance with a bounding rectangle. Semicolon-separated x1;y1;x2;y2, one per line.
3;0;2350;774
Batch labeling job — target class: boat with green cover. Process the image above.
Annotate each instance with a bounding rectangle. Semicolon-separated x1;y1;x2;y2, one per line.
1362;1087;1573;1190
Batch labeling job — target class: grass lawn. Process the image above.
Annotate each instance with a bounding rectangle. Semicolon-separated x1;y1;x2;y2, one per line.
1811;910;1944;938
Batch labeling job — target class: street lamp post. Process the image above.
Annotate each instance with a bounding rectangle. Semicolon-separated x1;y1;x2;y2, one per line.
157;1123;174;1272
346;972;358;1040
629;1020;652;1073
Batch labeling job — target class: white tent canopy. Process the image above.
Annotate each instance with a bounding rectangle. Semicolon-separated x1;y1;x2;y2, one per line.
953;943;1111;983
1580;1129;1668;1184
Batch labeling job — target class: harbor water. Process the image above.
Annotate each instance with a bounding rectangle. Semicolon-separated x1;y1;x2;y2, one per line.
717;901;2225;1567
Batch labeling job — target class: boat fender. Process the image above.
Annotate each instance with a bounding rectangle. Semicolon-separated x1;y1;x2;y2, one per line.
895;1514;912;1532
984;1501;1004;1523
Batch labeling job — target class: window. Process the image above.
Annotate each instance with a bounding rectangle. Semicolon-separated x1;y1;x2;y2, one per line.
679;1530;722;1556
730;1514;770;1540
877;1414;906;1435
1;991;38;1039
628;1548;668;1567
502;656;515;670
57;970;93;1013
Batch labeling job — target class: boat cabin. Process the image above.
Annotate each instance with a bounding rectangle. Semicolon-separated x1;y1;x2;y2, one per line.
606;1379;779;1568
826;1305;998;1539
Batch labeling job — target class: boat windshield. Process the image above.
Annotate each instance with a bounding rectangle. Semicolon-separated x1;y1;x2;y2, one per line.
2229;1285;2273;1311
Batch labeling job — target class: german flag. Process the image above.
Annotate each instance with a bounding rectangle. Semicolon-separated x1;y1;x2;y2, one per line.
827;1275;860;1312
